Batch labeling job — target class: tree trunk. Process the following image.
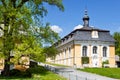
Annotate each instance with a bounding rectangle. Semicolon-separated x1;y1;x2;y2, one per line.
2;57;10;76
2;16;11;76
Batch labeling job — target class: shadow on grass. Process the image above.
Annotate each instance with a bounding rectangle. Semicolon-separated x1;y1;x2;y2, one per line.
0;66;49;79
28;66;49;75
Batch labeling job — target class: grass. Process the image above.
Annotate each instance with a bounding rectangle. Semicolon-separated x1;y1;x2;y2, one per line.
78;68;120;79
0;66;67;80
45;62;70;67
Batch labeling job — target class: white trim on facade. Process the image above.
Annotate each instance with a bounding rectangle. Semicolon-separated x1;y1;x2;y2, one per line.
91;45;99;67
81;44;90;57
101;45;109;61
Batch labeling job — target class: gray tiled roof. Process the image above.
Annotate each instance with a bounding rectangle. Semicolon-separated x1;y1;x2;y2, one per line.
62;26;115;42
72;27;115;42
74;30;115;42
53;26;115;46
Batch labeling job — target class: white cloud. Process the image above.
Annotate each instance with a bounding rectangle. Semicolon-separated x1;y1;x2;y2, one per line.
74;24;83;30
51;25;63;33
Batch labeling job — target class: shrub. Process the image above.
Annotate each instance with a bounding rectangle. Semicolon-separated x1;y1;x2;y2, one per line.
81;57;89;64
9;69;21;77
21;69;32;77
30;60;37;68
102;60;109;67
9;69;32;78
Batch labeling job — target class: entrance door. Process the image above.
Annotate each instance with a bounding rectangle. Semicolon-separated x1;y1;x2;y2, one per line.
92;46;99;67
92;54;99;67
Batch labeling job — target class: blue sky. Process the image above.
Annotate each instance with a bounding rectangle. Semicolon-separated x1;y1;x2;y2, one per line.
43;0;120;38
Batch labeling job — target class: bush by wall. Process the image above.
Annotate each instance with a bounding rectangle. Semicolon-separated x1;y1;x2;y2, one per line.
81;57;89;64
102;60;109;67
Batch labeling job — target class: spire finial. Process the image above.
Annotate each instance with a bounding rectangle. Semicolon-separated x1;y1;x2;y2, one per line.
83;9;90;27
85;9;88;15
85;5;88;15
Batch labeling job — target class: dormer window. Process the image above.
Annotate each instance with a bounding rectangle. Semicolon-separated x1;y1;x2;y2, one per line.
92;30;99;38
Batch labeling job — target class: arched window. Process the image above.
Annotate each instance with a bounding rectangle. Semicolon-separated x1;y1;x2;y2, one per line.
82;46;87;56
103;47;107;57
64;49;66;58
93;46;97;54
68;47;71;58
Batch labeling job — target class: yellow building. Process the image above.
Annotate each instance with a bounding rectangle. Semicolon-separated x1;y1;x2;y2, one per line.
47;10;116;68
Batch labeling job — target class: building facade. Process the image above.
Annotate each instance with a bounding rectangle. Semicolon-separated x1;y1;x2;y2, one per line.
47;10;116;68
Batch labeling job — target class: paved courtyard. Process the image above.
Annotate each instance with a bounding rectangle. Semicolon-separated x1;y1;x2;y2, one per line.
54;67;118;80
41;63;118;80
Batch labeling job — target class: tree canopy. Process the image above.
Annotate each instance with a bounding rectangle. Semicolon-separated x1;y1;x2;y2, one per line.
113;32;120;57
0;0;64;76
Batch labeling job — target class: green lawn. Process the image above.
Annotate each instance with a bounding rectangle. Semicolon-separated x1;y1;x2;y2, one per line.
78;68;120;79
0;66;67;80
45;62;70;67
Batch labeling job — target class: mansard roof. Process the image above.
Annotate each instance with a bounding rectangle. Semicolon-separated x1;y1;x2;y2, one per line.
74;27;115;42
61;26;115;42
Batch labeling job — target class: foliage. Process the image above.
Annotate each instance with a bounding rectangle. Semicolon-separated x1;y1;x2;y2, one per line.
33;24;60;44
1;69;31;78
30;60;37;68
81;57;89;64
13;39;45;63
0;66;67;80
0;38;4;58
44;46;59;58
10;69;31;78
78;68;120;79
0;0;64;76
113;32;120;57
102;60;109;67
